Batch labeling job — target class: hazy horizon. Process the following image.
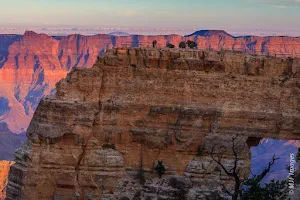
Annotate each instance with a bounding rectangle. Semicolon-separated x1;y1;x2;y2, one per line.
1;27;300;37
1;0;300;31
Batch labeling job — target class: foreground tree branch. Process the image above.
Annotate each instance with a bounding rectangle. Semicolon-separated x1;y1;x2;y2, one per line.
210;136;245;200
210;136;288;200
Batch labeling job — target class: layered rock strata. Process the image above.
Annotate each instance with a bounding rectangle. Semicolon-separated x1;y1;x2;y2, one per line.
1;31;300;135
5;48;300;200
0;161;14;200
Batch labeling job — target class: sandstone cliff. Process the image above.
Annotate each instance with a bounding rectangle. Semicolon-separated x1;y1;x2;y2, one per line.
1;30;300;136
0;31;112;135
0;161;14;200
5;48;300;200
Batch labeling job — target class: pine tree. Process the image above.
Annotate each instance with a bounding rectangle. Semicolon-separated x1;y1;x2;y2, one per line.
155;160;166;178
179;41;186;49
166;43;175;48
187;40;197;49
242;155;288;200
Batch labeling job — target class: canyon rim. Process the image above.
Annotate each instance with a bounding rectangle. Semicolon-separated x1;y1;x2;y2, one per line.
4;47;300;199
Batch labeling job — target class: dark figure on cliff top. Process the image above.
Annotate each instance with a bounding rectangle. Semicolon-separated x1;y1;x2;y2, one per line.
152;40;157;48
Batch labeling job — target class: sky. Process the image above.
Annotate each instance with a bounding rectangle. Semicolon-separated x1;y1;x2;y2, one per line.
1;0;300;30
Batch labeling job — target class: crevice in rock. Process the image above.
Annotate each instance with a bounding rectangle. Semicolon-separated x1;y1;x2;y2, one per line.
74;68;105;198
246;137;263;148
157;51;162;69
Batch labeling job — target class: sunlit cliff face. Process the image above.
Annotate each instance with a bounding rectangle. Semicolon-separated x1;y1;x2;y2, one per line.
1;30;300;135
0;161;14;200
3;47;299;200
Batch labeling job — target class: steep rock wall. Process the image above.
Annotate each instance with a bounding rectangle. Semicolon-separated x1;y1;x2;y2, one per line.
0;161;14;200
1;31;300;135
5;48;300;200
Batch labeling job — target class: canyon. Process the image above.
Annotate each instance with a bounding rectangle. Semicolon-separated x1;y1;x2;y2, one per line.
1;30;300;138
5;48;300;199
1;30;300;199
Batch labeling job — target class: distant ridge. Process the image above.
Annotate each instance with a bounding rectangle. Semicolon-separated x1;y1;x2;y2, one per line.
185;30;233;37
1;29;300;136
108;31;131;36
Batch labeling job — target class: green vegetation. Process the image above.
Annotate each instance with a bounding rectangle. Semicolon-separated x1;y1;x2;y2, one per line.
155;160;166;178
211;136;288;200
179;41;186;49
166;43;175;48
242;156;288;200
187;40;197;49
178;40;197;49
197;145;203;156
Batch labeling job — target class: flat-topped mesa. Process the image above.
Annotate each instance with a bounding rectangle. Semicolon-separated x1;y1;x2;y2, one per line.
98;48;300;76
6;48;300;200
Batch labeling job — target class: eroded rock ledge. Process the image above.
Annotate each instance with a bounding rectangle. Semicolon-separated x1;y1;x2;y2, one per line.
6;48;300;200
0;161;14;200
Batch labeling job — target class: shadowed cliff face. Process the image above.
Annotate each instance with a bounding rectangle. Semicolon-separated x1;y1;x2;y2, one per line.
5;48;300;200
0;34;21;69
0;122;26;161
0;123;25;200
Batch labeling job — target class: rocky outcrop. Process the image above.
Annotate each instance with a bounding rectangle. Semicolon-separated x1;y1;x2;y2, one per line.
1;30;300;136
0;161;14;200
5;48;300;200
0;31;112;135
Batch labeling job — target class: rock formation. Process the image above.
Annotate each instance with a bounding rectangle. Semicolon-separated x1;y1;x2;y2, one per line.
1;30;300;136
0;161;14;200
5;48;300;200
185;30;233;37
0;31;112;135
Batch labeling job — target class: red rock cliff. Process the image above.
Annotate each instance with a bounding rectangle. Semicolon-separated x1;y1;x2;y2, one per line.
0;161;14;200
5;48;300;200
1;30;300;135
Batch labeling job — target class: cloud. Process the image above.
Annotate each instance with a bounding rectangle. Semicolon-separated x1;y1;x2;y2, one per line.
249;0;300;7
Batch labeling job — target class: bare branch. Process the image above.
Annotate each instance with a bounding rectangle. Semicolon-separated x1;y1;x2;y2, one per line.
250;169;255;177
211;145;233;176
221;183;233;196
210;135;244;200
231;136;238;173
258;155;278;182
237;140;246;155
